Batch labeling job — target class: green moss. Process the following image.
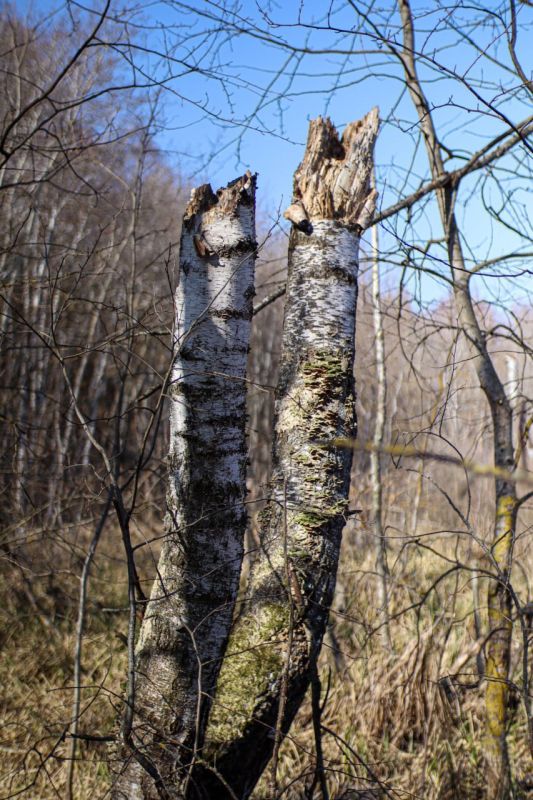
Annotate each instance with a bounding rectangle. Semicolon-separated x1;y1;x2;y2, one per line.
206;602;290;746
293;500;347;533
294;509;329;530
301;351;345;382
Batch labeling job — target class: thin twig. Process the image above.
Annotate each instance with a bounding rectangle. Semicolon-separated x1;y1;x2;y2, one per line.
66;489;112;800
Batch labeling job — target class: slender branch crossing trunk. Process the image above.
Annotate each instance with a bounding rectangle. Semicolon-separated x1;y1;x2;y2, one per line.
396;2;516;795
196;111;378;800
113;173;257;800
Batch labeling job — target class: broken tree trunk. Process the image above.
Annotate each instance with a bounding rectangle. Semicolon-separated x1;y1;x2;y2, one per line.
113;173;256;800
195;110;379;800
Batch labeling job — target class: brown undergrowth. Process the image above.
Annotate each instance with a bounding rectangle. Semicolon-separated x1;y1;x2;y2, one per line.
0;527;132;800
1;514;532;799
261;518;533;800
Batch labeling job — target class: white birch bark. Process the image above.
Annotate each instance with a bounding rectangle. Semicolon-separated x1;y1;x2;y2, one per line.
113;173;256;800
198;111;379;800
370;189;391;650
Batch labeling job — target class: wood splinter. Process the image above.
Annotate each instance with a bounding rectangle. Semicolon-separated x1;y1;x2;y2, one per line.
193;233;214;258
284;200;313;235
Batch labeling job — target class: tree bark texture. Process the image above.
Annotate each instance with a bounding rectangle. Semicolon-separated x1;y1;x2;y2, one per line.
452;247;516;800
396;2;516;795
196;111;379;800
113;173;257;800
370;180;391;650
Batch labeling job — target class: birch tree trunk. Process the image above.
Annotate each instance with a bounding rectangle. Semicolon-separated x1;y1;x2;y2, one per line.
113;173;257;800
396;2;516;795
196;110;378;800
370;176;391;650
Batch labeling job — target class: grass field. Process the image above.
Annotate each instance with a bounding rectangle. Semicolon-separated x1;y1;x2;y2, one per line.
2;508;532;799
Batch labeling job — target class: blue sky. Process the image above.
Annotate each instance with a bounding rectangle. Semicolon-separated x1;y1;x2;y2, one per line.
12;0;533;305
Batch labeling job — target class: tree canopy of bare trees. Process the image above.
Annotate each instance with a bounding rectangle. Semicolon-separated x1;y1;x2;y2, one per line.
1;2;533;800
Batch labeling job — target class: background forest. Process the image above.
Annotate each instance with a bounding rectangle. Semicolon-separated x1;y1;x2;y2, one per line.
1;1;532;799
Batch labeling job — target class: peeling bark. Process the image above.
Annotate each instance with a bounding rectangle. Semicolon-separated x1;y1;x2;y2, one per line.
196;110;378;800
113;173;256;800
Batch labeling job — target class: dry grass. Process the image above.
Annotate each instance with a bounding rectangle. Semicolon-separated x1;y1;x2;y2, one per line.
258;513;533;800
1;508;532;799
0;533;129;800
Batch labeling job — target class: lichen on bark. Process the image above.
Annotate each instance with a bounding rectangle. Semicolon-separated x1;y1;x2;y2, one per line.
197;110;379;800
485;493;516;799
207;601;290;746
